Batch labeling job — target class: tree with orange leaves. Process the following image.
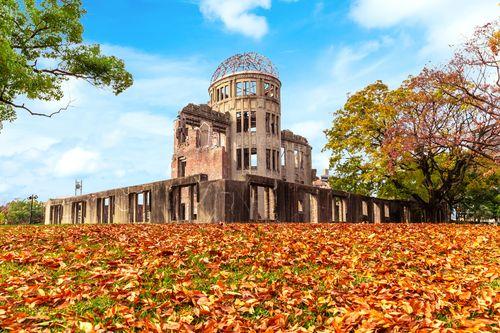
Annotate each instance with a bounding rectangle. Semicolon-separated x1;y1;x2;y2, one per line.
325;21;499;222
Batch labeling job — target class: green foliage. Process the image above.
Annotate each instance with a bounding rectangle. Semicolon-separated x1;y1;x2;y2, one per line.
4;199;44;224
323;79;493;221
324;22;498;222
0;0;133;128
0;210;6;224
324;81;399;197
458;166;500;221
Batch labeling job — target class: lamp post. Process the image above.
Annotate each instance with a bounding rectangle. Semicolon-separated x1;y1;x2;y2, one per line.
28;194;38;224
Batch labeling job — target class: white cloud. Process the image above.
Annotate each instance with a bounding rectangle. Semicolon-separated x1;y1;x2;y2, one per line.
0;45;210;203
199;0;271;39
55;148;100;177
330;39;386;78
349;0;498;55
0;131;58;157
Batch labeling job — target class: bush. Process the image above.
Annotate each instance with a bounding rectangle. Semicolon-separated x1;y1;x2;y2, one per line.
4;199;44;224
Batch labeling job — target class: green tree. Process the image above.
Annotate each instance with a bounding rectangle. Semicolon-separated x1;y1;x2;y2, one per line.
457;166;500;222
324;22;498;222
324;80;496;221
0;208;6;224
4;199;45;224
0;0;133;130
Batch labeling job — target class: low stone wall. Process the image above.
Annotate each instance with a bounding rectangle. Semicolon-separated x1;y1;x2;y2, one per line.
45;174;417;224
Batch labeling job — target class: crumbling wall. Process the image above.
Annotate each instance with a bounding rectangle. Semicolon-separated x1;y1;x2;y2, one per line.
46;174;419;225
281;130;312;185
171;104;231;181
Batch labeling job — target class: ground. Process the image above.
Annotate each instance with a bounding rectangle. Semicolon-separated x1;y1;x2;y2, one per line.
0;224;498;332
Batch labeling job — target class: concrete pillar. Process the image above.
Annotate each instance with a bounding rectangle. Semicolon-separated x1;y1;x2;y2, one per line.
269;189;276;220
374;203;381;223
250;185;258;220
189;185;194;221
342;198;348;222
333;197;339;222
310;194;318;223
176;187;182;221
264;187;270;219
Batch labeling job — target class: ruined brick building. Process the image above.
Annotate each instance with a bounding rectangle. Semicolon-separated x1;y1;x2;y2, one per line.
45;53;417;225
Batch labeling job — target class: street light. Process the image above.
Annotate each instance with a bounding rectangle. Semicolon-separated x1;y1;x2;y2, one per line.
28;194;38;225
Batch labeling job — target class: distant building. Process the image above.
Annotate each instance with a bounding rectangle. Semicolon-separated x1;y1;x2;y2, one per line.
45;53;416;224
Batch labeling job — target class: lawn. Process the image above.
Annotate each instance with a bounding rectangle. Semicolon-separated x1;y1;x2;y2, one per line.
0;223;498;331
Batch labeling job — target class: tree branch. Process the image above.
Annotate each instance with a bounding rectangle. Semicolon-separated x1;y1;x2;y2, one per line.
0;98;73;117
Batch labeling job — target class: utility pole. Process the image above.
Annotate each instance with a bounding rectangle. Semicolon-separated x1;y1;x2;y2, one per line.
28;194;38;224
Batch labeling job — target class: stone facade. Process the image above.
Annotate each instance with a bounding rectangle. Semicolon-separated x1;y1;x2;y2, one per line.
45;53;419;225
45;174;416;224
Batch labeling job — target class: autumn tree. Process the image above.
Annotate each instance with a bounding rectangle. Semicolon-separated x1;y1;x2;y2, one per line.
417;20;499;159
324;21;499;222
0;0;133;130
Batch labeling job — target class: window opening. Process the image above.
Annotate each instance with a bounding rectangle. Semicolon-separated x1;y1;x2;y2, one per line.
251;148;257;169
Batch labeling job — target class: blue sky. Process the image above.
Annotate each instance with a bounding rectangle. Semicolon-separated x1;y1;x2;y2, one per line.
0;0;497;203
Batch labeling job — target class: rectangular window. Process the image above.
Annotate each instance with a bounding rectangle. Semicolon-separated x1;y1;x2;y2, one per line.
243;148;250;170
248;81;256;95
251;148;257;169
236;82;243;96
144;191;151;223
243;111;249;132
265;113;270;134
72;201;86;224
236;112;242;133
276;116;280;134
362;201;368;216
250;111;256;132
266;149;271;170
264;82;271;97
237;148;242;170
281;147;285;167
272;149;276;171
50;205;63;225
223;85;229;99
264;82;276;98
271;114;275;134
298;199;303;213
300;152;304;169
178;157;186;177
294;149;299;168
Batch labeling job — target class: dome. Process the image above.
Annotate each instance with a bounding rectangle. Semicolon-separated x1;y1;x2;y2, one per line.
211;52;279;83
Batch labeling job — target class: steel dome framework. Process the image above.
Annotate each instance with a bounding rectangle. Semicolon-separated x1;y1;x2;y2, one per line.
211;52;279;83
